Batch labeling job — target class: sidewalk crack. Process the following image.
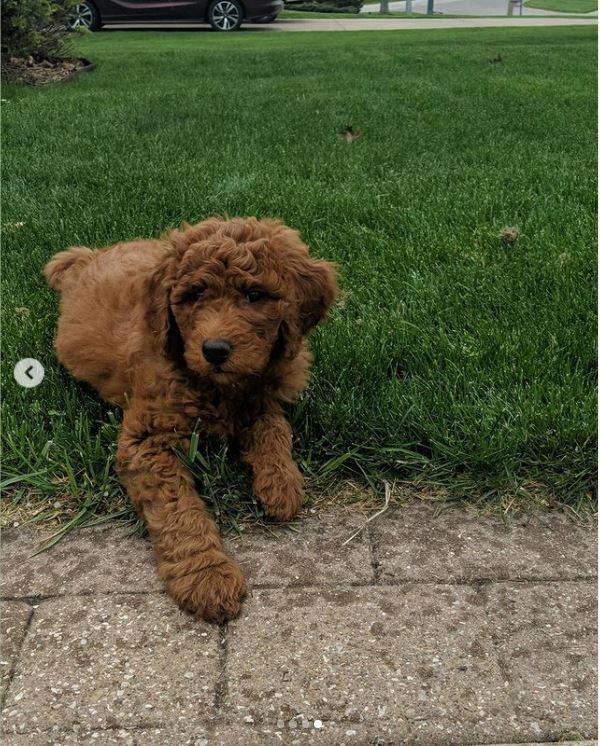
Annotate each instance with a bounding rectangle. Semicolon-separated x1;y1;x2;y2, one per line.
213;622;229;716
1;602;34;709
365;523;381;584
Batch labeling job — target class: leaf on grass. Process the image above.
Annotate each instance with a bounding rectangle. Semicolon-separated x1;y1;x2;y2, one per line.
499;226;520;245
339;125;362;143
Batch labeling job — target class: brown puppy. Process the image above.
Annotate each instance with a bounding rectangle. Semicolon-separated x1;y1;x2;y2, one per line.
45;217;338;622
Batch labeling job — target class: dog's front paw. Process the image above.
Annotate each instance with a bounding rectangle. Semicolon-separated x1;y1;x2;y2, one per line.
162;551;246;623
253;462;304;522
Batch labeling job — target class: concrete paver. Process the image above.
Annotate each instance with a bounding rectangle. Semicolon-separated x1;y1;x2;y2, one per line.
0;507;596;744
0;724;397;745
2;733;599;746
1;728;211;745
489;581;598;737
225;512;374;587
225;585;519;745
210;722;417;744
371;505;597;582
0;602;32;700
2;595;219;735
0;527;160;598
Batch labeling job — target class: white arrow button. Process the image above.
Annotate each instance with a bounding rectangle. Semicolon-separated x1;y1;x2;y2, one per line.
14;358;45;388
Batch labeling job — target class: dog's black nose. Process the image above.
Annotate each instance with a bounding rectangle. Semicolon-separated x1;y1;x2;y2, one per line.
202;339;232;365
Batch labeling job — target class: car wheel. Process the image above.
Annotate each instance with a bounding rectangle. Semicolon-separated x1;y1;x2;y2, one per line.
208;0;244;31
68;1;101;31
252;13;277;21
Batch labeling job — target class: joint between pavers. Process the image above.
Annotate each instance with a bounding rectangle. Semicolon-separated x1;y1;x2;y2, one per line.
1;576;596;606
245;579;379;590
213;621;230;717
1;721;168;738
0;590;164;602
370;575;598;587
240;576;598;592
1;602;34;710
365;522;382;585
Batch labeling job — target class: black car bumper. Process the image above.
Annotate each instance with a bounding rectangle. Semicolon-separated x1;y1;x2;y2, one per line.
245;0;283;19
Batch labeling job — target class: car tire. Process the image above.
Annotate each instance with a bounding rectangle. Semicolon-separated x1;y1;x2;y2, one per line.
69;1;101;31
208;0;244;30
252;13;278;21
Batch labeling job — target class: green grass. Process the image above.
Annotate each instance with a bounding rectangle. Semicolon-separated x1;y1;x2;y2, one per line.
2;27;597;532
525;0;597;11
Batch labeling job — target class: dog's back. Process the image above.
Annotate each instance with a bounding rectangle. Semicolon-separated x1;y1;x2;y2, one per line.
45;239;166;404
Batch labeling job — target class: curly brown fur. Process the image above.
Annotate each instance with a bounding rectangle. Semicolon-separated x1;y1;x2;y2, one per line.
45;217;338;623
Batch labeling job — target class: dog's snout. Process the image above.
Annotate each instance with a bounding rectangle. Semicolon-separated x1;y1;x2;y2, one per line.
202;338;232;365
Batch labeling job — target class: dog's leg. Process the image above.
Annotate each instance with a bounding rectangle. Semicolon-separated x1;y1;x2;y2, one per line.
240;404;304;521
117;401;246;623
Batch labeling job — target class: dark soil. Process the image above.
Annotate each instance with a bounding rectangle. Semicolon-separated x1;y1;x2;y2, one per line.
1;55;93;85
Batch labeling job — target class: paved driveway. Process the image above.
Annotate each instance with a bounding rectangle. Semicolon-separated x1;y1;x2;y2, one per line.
107;15;596;30
268;14;594;27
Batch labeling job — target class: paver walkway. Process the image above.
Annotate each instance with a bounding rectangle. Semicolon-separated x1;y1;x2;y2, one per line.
1;504;597;745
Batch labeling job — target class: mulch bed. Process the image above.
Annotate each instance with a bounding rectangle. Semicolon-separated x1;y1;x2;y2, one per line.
1;55;94;85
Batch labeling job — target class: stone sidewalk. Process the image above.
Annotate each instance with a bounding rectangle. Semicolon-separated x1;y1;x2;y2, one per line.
1;504;597;745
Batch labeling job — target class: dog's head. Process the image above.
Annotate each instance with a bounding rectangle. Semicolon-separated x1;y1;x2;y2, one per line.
146;217;338;385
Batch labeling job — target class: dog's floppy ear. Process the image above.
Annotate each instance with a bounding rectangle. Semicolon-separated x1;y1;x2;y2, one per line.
292;254;338;335
272;225;338;358
145;246;186;366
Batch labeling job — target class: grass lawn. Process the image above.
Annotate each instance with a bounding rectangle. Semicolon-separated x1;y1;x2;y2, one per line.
2;27;596;533
525;0;597;10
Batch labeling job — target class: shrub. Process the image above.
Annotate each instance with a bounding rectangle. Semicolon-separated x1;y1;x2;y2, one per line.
1;0;77;59
284;0;363;12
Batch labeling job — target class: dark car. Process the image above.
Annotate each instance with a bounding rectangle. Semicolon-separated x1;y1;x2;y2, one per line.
69;0;283;32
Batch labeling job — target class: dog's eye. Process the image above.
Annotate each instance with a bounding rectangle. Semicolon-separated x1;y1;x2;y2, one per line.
176;285;206;304
246;289;265;303
189;285;206;300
